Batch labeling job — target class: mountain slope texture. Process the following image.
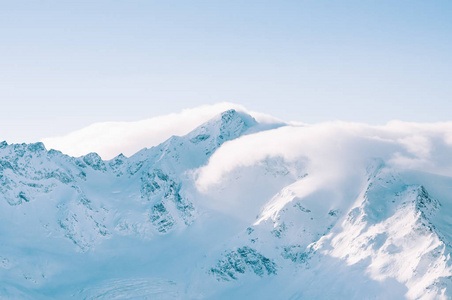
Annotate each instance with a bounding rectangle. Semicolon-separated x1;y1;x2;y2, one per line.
1;109;452;299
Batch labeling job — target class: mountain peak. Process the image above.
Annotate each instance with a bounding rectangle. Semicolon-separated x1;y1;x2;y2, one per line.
219;109;258;128
186;109;257;145
26;142;46;153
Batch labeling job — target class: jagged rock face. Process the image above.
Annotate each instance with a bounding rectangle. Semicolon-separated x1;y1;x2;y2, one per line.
186;109;257;155
143;168;195;233
0;143;84;206
210;246;277;281
2;110;452;299
83;153;107;171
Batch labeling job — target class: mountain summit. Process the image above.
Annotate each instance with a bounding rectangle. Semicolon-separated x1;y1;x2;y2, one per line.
1;109;452;299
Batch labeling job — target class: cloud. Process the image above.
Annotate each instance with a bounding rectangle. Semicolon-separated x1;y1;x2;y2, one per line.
195;121;452;193
41;102;281;160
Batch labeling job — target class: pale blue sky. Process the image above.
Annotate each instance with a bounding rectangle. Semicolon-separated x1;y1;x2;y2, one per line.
1;1;451;143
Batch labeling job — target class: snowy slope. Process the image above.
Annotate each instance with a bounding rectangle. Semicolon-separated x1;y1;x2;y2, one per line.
1;109;452;299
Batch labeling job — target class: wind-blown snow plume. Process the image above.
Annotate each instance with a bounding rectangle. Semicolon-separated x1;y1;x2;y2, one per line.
196;121;452;192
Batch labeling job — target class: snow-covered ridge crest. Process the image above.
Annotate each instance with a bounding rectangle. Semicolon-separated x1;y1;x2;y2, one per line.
2;108;452;299
41;103;284;160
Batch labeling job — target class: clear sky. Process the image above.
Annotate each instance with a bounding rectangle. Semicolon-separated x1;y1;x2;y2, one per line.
1;1;451;143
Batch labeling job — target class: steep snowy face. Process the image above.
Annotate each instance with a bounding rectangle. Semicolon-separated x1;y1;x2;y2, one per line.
201;162;452;300
0;109;277;298
321;167;452;300
0;109;259;249
2;111;452;299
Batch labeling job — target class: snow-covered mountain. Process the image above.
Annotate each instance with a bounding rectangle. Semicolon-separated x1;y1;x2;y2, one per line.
1;109;452;299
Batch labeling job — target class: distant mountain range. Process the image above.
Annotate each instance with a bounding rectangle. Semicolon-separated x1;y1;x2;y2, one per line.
1;108;452;299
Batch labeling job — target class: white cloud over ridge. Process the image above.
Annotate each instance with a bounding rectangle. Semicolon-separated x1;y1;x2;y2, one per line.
42;102;281;159
41;101;452;196
195;121;452;192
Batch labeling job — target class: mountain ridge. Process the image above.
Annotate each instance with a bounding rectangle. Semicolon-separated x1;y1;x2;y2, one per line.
1;109;452;299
